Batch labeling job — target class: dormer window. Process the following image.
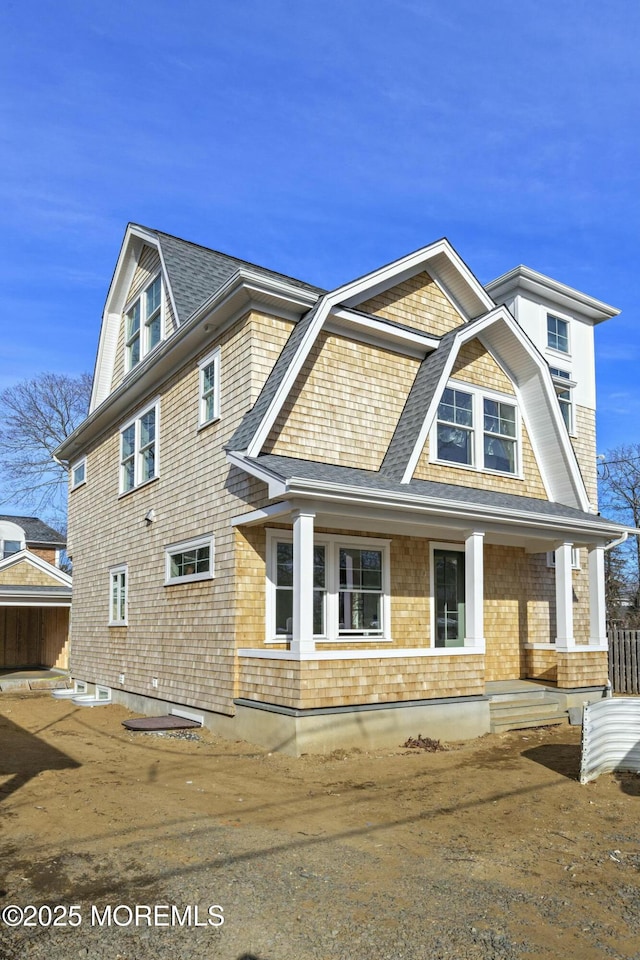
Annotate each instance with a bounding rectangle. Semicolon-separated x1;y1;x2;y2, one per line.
547;314;569;354
435;383;520;476
2;540;22;559
125;275;163;370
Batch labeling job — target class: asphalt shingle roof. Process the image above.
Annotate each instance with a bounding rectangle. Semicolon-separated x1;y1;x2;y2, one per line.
155;230;325;324
380;327;459;480
226;302;324;452
0;516;65;546
246;454;616;527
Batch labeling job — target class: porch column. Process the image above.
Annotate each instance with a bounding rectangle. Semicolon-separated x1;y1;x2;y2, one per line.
588;543;607;648
291;509;316;656
555;542;575;650
464;530;485;651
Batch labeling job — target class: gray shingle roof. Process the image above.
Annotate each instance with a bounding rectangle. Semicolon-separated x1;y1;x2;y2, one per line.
0;584;71;598
226;302;324;452
154;230;325;324
380;327;459;479
0;516;65;547
246;454;615;527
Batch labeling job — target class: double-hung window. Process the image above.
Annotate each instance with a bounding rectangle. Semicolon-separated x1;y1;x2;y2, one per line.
165;535;214;584
198;348;221;426
547;313;569;354
1;540;22;560
435;382;520;475
549;367;574;432
120;400;159;494
273;542;326;636
339;547;383;636
268;532;389;642
109;565;128;625
125;275;163;371
436;387;474;465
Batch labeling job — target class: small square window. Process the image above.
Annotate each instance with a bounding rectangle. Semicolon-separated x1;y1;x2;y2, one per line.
547;314;569;353
71;458;86;489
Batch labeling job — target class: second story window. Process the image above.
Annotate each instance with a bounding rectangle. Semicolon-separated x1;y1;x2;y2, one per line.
198;348;221;427
125;275;163;371
435;382;520;476
547;313;569;354
1;540;22;559
71;458;86;490
549;367;574;432
120;400;159;494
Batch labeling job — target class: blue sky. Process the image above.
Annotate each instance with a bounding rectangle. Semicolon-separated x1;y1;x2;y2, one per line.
1;0;639;514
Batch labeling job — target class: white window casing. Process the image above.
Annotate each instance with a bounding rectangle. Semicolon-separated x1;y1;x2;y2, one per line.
119;398;160;495
198;347;221;427
546;312;571;356
124;274;164;371
266;530;391;643
109;565;128;626
432;380;522;478
165;534;215;585
71;457;87;490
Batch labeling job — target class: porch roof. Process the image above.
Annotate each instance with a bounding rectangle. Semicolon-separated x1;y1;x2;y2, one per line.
0;584;72;607
238;453;625;542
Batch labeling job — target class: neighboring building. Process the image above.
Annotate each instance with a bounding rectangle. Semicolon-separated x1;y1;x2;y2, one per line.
0;516;71;670
55;225;628;752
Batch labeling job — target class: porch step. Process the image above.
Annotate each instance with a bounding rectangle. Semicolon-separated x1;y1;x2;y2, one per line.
489;694;568;734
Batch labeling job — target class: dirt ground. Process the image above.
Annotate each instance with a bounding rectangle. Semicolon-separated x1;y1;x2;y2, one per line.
1;692;640;960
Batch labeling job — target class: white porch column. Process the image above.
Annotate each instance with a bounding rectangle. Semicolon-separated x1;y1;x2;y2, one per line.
464;530;485;651
291;509;316;656
588;543;607;648
555;542;575;650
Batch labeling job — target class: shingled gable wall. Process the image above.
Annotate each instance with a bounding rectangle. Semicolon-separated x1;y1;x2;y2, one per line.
359;269;464;336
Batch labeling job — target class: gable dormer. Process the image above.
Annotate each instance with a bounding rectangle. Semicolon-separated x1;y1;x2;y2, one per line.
91;226;178;411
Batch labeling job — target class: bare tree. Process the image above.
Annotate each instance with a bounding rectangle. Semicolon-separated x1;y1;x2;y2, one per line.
598;443;640;623
0;372;92;522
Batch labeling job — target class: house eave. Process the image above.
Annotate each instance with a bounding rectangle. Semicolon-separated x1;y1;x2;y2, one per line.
56;274;319;462
486;265;620;324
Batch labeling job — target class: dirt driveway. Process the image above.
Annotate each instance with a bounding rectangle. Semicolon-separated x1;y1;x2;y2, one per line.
1;692;640;960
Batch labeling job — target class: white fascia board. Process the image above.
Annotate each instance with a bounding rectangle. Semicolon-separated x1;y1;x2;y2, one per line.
0;549;72;586
231;501;294;527
486;265;620;324
0;595;71;607
328;307;439;358
338;239;494;318
226;451;288;498
282;477;626;539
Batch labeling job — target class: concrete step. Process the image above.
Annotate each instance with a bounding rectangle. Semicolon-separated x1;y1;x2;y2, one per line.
489;694;568;733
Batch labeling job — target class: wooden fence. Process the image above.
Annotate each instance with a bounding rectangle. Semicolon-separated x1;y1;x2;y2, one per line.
608;630;640;694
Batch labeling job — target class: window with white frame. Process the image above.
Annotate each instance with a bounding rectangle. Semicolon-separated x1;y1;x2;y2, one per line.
198;348;221;426
267;532;389;642
435;383;519;475
71;458;86;490
125;275;163;371
120;400;159;494
1;539;22;560
109;565;128;625
549;367;574;432
165;535;214;584
547;547;581;569
547;313;569;354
